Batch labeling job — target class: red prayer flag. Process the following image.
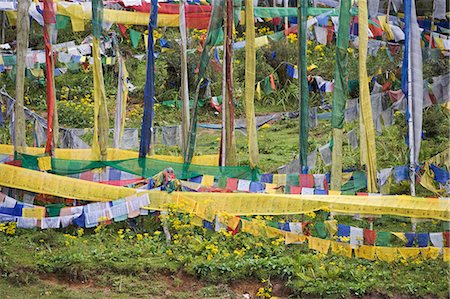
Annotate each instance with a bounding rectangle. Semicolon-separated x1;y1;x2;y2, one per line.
299;174;314;188
290;186;302;194
443;232;450;247
269;74;276;91
363;228;376;245
118;24;128;37
226;178;238;192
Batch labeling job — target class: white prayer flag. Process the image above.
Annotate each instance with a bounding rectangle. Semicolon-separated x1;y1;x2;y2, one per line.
41;217;61;229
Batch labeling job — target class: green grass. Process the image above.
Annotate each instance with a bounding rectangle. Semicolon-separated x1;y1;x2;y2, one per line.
0;214;449;299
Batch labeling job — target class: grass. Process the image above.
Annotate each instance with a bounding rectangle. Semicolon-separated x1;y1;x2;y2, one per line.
0;213;449;299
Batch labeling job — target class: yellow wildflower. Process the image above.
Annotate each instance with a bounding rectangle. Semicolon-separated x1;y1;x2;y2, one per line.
287;33;298;44
314;44;324;52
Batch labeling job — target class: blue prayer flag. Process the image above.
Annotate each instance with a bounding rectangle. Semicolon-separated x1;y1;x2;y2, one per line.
417;233;429;247
260;173;273;183
278;222;290;231
337;224;350;240
394;166;409;182
430;164;449;184
250;182;264;193
405;232;415;247
203;220;214;231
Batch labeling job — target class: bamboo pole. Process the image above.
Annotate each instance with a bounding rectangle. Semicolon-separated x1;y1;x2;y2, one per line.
180;0;190;158
14;0;31;153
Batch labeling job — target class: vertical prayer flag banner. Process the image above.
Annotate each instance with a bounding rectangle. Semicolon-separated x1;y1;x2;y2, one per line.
184;0;224;166
113;53;129;148
92;0;109;161
224;0;237;166
180;0;190;157
358;0;378;193
44;0;57;155
402;0;423;167
298;0;309;171
139;0;158;158
245;0;259;169
330;0;351;190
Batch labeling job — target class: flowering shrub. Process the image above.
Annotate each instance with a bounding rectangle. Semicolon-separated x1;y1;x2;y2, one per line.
0;222;16;235
57;87;95;128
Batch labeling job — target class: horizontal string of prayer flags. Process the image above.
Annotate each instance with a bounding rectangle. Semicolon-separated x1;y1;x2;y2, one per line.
0;192;150;229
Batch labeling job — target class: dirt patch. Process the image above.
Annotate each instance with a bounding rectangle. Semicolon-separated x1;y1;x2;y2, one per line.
157;271;206;293
40;273;110;292
229;278;293;298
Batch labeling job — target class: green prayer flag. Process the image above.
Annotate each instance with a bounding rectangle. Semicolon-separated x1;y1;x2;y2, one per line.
92;0;103;39
348;79;359;95
263;76;273;94
56;15;70;30
314;222;329;239
218;177;227;188
46;204;65;217
330;0;351;129
376;231;391;246
267;221;279;229
129;29;142;49
287;173;299;186
267;31;285;41
341;171;367;193
298;0;309;169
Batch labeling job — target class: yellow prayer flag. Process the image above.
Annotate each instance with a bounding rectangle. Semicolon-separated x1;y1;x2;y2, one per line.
144;34;149;51
376;247;398;263
266;226;285;239
254;36;269;48
355;245;376;260
30;68;44;78
331;241;353;258
325;220;338;236
22;207;46;220
285;231;306;244
6;11;17;26
433;36;444;50
256;82;261;101
398;248;420;260
420;163;444;195
273;174;286;187
420;247;440;260
37;156;52;171
392;232;407;243
359;0;378;193
308;237;331;254
264;183;278;194
444;248;450;262
377;15;394;40
227;216;241;230
341;172;353;185
80;56;87;63
58;3;85;32
201;175;215;187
